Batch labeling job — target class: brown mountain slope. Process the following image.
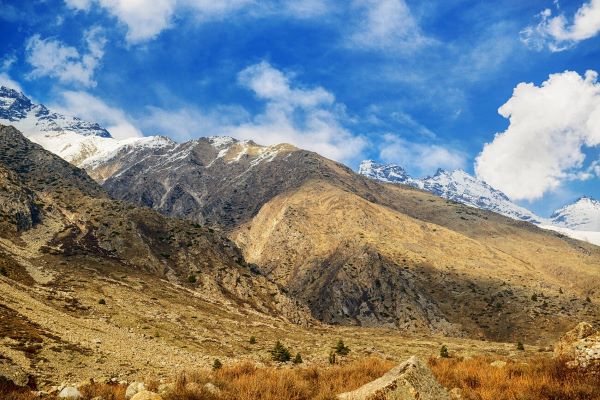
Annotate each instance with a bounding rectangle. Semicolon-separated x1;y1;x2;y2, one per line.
233;180;600;343
0;124;310;325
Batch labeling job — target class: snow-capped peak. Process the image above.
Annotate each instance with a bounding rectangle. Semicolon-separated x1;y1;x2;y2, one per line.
358;160;541;224
0;86;111;138
358;160;413;184
550;196;600;231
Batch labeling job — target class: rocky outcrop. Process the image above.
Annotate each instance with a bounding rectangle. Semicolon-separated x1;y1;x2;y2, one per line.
337;356;450;400
554;322;600;369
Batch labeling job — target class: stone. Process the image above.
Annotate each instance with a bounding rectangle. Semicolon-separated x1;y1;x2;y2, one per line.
554;322;600;369
130;391;163;400
126;381;146;399
157;383;173;394
337;356;450;400
204;382;221;394
450;387;463;400
489;360;507;368
58;386;82;399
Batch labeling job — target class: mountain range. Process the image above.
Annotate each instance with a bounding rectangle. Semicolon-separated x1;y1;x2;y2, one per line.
358;160;600;244
1;85;600;385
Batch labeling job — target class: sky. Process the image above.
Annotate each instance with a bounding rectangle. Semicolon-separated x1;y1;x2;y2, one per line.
1;0;600;216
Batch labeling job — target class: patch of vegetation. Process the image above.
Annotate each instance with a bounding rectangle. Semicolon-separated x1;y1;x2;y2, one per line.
293;353;303;365
334;339;350;356
440;345;449;358
516;341;524;351
0;266;7;277
187;275;197;284
213;359;223;370
98;298;106;305
249;336;256;344
269;341;291;363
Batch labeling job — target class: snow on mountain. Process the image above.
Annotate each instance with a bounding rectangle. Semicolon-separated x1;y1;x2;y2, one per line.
359;160;541;224
539;224;600;246
550;196;600;231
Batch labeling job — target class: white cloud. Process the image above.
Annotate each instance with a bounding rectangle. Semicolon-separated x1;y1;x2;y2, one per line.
64;0;330;44
475;70;600;201
228;61;366;163
349;0;432;51
521;0;600;51
51;91;142;139
0;72;22;92
379;133;466;176
25;27;106;87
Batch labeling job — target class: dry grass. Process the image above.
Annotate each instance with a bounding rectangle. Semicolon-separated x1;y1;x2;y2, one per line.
165;357;395;400
429;355;600;400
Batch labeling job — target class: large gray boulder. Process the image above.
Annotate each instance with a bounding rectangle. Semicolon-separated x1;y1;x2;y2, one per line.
58;386;82;399
337;356;450;400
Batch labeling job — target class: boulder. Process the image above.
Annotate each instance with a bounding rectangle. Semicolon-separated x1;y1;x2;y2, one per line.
126;381;146;399
489;360;506;368
554;322;600;369
58;386;82;399
337;356;450;400
204;382;221;394
130;391;163;400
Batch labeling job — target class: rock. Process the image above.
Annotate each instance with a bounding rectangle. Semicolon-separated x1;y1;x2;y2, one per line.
0;359;30;387
204;382;221;394
58;386;82;399
157;383;173;394
337;356;450;400
91;397;105;400
450;387;463;400
554;322;600;369
126;382;146;399
489;360;506;368
130;391;163;400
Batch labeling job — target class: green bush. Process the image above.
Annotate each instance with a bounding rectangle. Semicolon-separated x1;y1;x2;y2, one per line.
440;345;449;358
213;359;222;370
334;339;350;356
249;336;256;344
188;275;197;284
517;341;525;351
98;298;106;305
269;341;291;362
293;353;303;364
0;266;6;276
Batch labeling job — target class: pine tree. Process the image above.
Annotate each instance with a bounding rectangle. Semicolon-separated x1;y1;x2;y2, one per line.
269;341;291;362
334;339;350;356
293;353;303;364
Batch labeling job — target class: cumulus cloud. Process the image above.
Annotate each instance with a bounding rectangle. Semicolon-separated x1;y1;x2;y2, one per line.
51;91;142;139
521;0;600;51
475;70;600;201
228;61;366;163
349;0;432;51
379;133;466;176
25;27;106;87
65;0;330;44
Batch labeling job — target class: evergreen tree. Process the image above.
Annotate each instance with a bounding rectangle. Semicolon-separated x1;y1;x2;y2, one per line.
269;341;292;362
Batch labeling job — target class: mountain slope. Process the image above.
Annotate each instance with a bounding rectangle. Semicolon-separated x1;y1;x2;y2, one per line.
0;124;308;323
359;160;541;223
551;197;600;231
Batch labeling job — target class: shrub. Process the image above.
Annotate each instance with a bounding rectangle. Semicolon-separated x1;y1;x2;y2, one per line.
531;293;538;301
328;351;336;365
98;298;106;305
249;336;256;344
517;341;525;351
269;341;291;363
293;353;303;364
188;275;197;284
334;340;350;356
0;266;6;276
586;296;592;303
213;359;222;370
440;345;449;358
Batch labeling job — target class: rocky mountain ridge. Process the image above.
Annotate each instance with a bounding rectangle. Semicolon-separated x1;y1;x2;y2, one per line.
550;196;600;231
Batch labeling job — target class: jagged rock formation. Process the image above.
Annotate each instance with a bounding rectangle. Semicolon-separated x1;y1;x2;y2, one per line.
337;356;450;400
554;322;600;369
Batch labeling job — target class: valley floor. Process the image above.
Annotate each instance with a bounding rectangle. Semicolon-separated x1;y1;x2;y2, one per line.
0;255;546;390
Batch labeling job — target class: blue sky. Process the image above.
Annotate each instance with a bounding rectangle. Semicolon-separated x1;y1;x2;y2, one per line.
1;0;600;215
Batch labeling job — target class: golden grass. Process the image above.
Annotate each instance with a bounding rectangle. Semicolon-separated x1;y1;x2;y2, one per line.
166;357;395;400
429;355;600;400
